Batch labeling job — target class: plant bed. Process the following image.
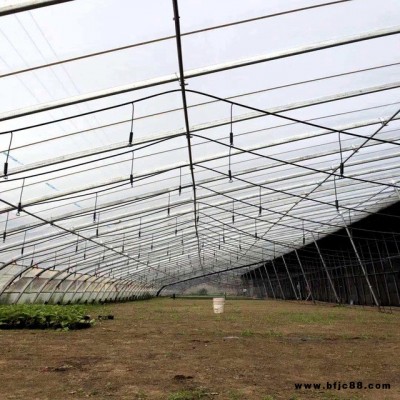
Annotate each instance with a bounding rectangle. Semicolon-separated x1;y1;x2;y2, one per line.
0;304;95;330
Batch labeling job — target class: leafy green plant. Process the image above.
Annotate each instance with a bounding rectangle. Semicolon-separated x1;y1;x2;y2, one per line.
241;329;254;337
0;304;95;330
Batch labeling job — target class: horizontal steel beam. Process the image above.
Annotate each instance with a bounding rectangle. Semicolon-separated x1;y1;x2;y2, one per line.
4;158;400;270
3;113;398;211
4;134;400;249
0;0;73;16
4;80;399;179
0;1;352;78
1;25;399;121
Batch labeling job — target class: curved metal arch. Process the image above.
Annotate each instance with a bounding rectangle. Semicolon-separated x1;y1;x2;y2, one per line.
0;243;112;303
0;196;173;295
0;0;74;16
2;145;399;300
85;269;141;303
4;102;400;213
30;247;149;304
66;259;156;304
1;26;399;122
4;125;399;265
59;261;145;304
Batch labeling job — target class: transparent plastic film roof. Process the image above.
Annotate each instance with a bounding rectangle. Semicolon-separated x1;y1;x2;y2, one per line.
0;0;400;300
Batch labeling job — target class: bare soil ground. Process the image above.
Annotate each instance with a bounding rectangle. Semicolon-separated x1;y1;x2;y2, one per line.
0;298;399;400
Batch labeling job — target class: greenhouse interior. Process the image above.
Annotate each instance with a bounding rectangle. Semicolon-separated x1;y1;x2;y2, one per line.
1;1;400;400
0;0;400;306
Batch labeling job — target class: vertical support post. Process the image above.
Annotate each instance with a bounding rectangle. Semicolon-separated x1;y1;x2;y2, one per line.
348;248;366;306
360;239;382;305
332;252;344;302
340;252;352;303
372;239;391;311
271;259;285;300
282;255;298;300
250;268;258;297
313;236;340;303
310;260;320;300
253;268;262;298
314;260;323;300
294;249;315;303
339;214;380;308
172;0;202;262
366;240;386;301
245;267;253;296
331;260;344;302
257;267;268;298
387;235;400;305
263;263;276;299
244;268;250;296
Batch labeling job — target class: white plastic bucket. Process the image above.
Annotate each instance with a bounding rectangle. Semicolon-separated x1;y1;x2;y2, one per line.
213;297;225;314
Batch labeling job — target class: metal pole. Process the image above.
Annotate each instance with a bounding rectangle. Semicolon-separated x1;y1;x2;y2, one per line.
339;252;349;302
358;240;380;306
271;259;285;299
4;113;398;184
386;236;400;305
281;255;298;300
313;236;341;303
172;0;202;266
250;268;260;297
331;252;344;301
332;265;344;303
314;260;323;300
2;27;399;121
263;263;276;299
247;268;255;297
373;239;392;310
294;249;315;303
0;0;73;16
339;214;380;307
257;266;268;298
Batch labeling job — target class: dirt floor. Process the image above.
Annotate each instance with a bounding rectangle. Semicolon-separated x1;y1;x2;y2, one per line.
0;298;399;400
